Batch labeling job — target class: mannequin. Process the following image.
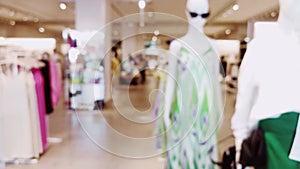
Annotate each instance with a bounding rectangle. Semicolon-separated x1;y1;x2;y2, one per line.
163;0;222;168
231;0;300;168
164;0;221;128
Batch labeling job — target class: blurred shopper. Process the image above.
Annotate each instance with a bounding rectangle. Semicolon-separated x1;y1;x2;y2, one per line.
220;55;227;78
111;47;120;76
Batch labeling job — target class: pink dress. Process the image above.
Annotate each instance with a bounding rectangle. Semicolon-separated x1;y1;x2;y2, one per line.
32;68;48;151
49;61;62;108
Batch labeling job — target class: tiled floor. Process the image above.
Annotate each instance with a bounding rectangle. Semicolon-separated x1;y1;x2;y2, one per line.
6;76;236;169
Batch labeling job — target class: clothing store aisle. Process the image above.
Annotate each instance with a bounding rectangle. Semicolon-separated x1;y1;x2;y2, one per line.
6;77;236;169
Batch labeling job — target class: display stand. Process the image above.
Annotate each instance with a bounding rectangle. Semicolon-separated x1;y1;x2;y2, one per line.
63;29;106;110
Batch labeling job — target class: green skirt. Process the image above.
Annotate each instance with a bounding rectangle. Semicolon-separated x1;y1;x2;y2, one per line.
258;112;300;169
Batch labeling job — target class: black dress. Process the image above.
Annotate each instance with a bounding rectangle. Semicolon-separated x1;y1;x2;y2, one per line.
40;60;53;114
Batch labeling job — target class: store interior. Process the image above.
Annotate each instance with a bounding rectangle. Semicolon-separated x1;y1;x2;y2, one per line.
0;0;280;169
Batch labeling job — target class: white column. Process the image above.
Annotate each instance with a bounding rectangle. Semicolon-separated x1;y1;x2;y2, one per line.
121;23;137;60
75;0;112;102
75;0;107;31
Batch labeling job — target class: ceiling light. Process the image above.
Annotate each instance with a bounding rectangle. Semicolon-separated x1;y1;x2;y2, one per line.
152;36;158;41
244;37;250;43
23;17;29;21
39;27;45;33
33;17;39;23
10;20;15;26
271;11;277;18
232;4;239;11
59;3;67;10
225;29;231;35
138;0;146;9
154;30;160;36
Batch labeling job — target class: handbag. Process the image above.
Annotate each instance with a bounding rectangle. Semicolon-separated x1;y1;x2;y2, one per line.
211;146;236;169
210;134;237;169
239;127;267;168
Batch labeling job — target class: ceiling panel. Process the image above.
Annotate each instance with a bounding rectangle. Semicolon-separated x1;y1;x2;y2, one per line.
214;0;278;23
0;0;74;21
0;0;281;39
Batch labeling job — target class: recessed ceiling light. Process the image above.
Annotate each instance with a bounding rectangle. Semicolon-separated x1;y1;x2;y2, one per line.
23;16;29;21
271;11;277;18
152;36;158;41
138;0;146;9
232;4;239;11
10;20;16;26
33;17;39;23
39;27;45;33
59;3;67;10
244;37;250;42
154;30;160;36
225;29;231;35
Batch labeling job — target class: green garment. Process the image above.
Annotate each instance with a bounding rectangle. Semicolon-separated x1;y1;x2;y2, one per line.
259;112;300;169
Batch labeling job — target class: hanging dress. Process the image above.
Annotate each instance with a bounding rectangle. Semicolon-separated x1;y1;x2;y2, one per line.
32;68;48;152
40;60;54;114
49;61;62;108
0;70;36;159
25;71;43;157
166;43;220;169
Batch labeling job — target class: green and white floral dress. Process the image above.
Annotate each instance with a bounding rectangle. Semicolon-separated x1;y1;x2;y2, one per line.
163;42;221;169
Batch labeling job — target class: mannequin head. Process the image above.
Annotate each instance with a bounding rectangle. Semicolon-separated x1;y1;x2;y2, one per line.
278;0;300;29
186;0;209;31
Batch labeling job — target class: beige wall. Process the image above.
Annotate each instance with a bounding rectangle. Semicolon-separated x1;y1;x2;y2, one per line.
0;23;61;39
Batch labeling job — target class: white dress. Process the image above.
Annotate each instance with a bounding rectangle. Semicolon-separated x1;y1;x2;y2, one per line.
0;70;41;159
25;72;43;157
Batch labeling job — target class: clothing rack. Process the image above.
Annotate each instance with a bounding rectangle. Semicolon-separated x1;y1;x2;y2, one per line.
0;58;43;165
0;58;47;165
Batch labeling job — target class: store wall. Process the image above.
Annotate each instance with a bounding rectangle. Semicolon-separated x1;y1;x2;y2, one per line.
0;23;62;41
212;25;248;40
6;25;59;38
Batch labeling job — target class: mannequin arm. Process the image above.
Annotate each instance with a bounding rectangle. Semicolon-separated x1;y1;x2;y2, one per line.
209;38;224;119
164;41;180;128
231;41;258;151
